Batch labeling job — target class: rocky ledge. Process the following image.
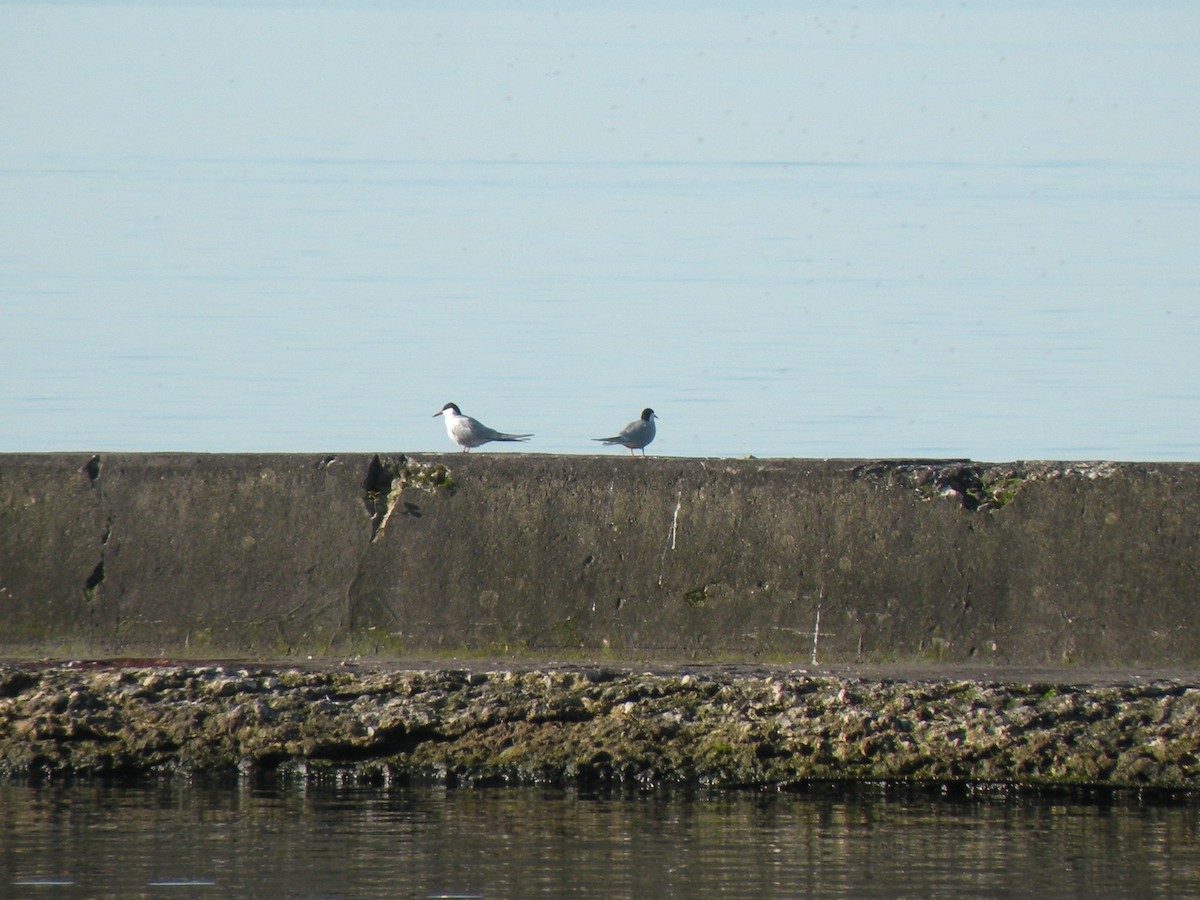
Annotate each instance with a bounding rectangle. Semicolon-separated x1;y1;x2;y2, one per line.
3;664;1199;791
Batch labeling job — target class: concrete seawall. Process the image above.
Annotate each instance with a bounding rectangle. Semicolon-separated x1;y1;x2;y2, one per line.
1;453;1198;667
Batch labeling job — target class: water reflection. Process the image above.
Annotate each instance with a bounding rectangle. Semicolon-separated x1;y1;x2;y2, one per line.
2;780;1199;898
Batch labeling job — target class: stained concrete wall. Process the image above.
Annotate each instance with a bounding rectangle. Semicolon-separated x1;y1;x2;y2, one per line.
1;453;1197;666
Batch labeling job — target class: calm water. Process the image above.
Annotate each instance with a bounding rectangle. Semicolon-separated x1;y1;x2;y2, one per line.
2;2;1199;460
3;780;1200;898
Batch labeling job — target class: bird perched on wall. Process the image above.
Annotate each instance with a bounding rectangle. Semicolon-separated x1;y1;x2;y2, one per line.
433;402;532;452
593;408;657;456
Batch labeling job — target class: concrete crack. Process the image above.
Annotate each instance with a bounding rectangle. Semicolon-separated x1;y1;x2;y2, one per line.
658;491;683;586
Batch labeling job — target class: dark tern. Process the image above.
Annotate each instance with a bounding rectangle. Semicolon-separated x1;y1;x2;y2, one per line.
594;408;657;456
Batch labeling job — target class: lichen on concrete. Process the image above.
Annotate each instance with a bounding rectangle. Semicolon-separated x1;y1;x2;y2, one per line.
361;454;454;540
849;460;1119;512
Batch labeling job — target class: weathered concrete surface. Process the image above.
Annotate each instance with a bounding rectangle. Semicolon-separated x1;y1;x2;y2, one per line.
1;453;1198;666
3;663;1199;790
